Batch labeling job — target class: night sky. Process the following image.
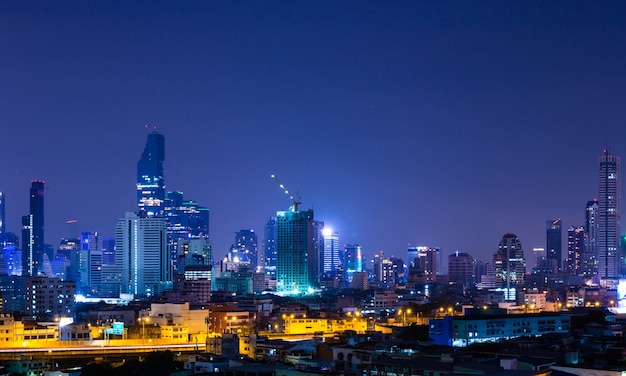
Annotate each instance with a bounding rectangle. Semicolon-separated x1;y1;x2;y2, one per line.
2;1;626;266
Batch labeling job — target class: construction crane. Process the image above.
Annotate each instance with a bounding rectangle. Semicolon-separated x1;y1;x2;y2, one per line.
270;173;301;211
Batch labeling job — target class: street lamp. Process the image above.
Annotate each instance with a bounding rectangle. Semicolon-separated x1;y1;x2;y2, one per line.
140;316;150;340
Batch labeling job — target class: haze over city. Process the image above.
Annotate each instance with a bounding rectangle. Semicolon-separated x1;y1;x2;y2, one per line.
2;1;626;264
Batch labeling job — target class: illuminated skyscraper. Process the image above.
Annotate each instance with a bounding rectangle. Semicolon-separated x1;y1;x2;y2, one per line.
493;233;526;290
344;244;363;282
137;132;165;217
546;219;562;271
583;199;599;276
276;208;318;295
598;150;621;279
566;226;585;275
408;246;438;283
115;212;169;297
322;230;341;276
22;181;44;276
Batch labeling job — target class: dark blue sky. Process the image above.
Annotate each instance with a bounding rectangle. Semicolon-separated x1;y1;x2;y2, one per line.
2;1;626;265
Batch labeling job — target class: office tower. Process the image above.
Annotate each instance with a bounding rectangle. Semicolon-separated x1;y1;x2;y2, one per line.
546;219;562;272
583;199;599;277
566;226;585;275
22;181;44;276
0;192;4;235
115;212;169;297
493;233;526;290
598;150;621;279
389;257;405;285
233;229;258;270
176;238;212;273
408;246;437;283
137;132;165;217
344;244;363;282
275;208;317;295
164;191;210;271
448;251;475;287
322;230;341;276
0;233;20;276
262;217;277;276
372;251;384;284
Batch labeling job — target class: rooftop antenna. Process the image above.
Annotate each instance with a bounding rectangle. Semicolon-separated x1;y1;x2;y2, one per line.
270;174;301;211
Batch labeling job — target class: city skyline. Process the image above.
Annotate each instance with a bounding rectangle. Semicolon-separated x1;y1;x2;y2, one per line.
2;2;626;264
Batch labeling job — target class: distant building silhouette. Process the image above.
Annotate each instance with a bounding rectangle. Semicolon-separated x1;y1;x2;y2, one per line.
262;217;277;276
598;149;621;279
546;219;562;272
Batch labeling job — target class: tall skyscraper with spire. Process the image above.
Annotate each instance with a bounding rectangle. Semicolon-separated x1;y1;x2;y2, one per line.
598;149;621;279
137;131;165;217
22;181;45;276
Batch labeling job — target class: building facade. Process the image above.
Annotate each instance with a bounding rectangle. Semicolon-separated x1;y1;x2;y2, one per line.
493;233;526;290
583;199;599;277
566;226;585;276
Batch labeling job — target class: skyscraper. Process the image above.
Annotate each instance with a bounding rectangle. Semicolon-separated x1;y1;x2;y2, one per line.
137;132;165;217
566;226;585;275
233;229;258;269
448;251;475;287
598;150;621;279
276;208;318;295
22;181;44;276
344;244;363;282
583;199;599;277
115;212;169;297
322;230;341;276
493;233;526;291
262;217;277;276
546;219;562;271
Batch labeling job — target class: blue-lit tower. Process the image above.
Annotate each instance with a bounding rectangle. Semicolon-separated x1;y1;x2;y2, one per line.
234;229;258;270
137;132;165;217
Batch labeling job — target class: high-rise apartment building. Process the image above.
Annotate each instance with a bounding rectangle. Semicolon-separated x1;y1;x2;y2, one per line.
598;150;621;279
322;230;341;276
275;208;318;295
22;181;45;276
583;199;599;277
493;233;526;290
137;132;165;217
546;219;562;272
448;251;475;287
115;212;169;297
566;226;585;275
